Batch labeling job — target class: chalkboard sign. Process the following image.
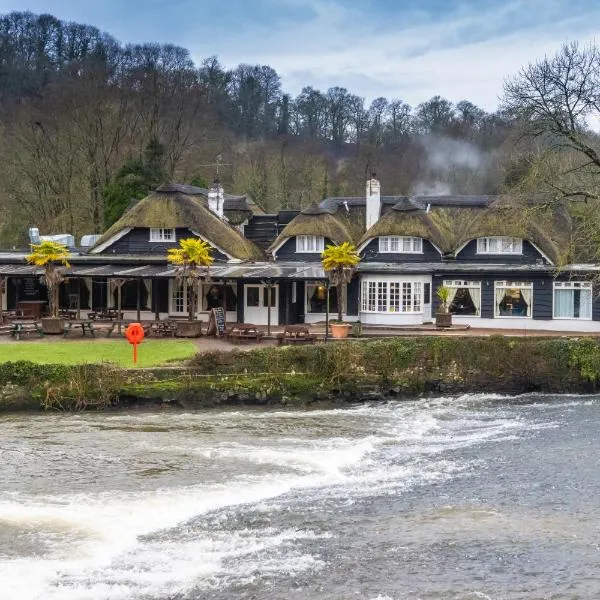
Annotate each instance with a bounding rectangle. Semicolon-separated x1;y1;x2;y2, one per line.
207;307;226;336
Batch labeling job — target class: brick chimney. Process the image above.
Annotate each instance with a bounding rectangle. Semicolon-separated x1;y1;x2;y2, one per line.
366;173;381;230
208;178;224;218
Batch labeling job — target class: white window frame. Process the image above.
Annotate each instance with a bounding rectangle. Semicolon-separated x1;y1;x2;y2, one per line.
477;237;522;255
296;235;324;253
553;281;592;320
361;278;422;313
494;281;533;318
443;280;482;317
150;227;175;242
378;236;423;254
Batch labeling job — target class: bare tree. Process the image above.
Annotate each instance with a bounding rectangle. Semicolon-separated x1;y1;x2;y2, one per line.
502;42;600;201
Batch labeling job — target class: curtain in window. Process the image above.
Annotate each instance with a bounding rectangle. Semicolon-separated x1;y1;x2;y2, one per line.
470;288;481;315
84;278;93;309
143;279;152;310
520;287;532;315
554;289;573;318
581;288;593;319
495;286;505;312
446;287;458;307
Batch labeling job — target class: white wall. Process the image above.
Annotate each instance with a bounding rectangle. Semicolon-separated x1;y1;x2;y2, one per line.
452;315;600;332
304;313;359;324
360;312;423;326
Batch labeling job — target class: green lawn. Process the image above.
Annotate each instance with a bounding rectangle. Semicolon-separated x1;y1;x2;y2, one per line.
0;339;197;367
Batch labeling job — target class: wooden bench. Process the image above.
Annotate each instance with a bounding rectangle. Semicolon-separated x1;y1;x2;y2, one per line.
276;325;316;346
63;320;96;337
147;321;178;337
11;321;44;341
226;323;263;344
0;323;14;336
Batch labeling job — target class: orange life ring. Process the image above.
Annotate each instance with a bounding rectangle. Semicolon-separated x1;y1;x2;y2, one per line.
125;322;145;344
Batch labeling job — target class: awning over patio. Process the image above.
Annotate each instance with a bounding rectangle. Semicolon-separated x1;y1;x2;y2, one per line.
0;262;328;280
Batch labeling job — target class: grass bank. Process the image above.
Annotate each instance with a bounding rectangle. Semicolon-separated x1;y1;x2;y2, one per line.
0;340;196;367
2;336;600;411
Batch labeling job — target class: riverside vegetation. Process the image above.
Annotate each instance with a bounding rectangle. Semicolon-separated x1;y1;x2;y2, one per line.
2;337;600;411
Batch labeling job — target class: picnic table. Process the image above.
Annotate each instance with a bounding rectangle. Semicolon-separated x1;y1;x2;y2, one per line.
88;309;122;321
63;320;96;337
147;321;178;337
10;320;44;340
226;323;263;344
276;325;316;346
59;309;78;320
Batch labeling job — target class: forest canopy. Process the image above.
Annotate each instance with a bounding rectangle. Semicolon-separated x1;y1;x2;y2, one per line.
0;10;599;253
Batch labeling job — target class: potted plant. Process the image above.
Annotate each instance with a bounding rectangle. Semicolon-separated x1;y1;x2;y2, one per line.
435;285;453;328
26;240;70;334
167;238;213;337
321;242;360;339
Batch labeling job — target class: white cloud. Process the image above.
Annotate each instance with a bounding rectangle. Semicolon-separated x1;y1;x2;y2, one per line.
188;0;600;111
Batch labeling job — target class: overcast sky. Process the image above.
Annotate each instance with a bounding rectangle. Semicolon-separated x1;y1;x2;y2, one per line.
1;0;599;111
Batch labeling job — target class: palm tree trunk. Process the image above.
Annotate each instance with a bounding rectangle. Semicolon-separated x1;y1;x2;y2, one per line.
337;283;343;322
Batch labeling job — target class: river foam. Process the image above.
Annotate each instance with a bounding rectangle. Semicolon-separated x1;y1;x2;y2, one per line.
0;395;571;599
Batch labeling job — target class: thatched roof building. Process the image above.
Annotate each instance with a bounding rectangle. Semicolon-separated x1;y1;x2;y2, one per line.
90;185;264;261
268;203;356;255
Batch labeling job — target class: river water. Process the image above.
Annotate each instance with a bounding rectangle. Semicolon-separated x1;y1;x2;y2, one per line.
1;395;599;600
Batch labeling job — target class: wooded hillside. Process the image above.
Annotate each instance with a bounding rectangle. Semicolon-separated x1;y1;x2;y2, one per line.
0;11;599;251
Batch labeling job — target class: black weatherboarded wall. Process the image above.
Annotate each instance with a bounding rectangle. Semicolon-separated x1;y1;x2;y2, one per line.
432;273;555;320
98;227;228;261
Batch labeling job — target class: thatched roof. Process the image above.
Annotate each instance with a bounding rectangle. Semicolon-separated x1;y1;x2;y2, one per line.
90;188;264;261
268;204;356;255
357;197;571;263
359;202;445;251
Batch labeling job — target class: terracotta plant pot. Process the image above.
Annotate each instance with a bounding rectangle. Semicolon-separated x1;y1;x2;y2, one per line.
330;323;351;339
40;317;64;335
435;312;452;328
175;321;203;338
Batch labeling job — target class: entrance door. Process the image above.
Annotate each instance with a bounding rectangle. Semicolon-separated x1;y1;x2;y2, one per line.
423;281;432;322
244;284;278;326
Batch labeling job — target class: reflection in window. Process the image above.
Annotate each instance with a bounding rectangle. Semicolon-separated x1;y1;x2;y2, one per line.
495;281;532;317
306;284;338;313
444;280;481;316
203;284;237;311
247;287;259;307
263;287;277;307
553;282;592;319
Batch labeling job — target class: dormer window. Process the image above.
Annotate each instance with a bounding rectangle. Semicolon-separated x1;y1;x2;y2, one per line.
296;235;324;253
378;236;423;254
477;237;522;255
150;228;175;242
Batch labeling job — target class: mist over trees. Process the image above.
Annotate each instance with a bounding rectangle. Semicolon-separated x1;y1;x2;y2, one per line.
0;10;596;247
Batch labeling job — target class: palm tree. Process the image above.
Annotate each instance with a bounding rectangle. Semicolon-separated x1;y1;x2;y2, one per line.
321;242;360;322
167;238;214;321
26;241;70;319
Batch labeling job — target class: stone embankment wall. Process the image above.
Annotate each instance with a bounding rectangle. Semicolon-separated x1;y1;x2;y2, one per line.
2;337;600;412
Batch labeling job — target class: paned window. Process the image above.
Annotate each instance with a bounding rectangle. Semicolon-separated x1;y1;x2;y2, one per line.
495;281;533;317
477;237;522;254
171;281;185;313
361;279;423;313
150;228;175;242
443;280;482;316
553;281;592;320
378;236;423;253
296;235;324;253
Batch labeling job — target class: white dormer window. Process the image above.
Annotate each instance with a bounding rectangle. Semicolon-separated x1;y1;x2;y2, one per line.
150;228;175;242
378;236;423;254
296;235;324;253
477;237;522;254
